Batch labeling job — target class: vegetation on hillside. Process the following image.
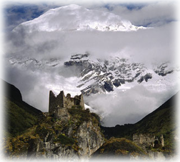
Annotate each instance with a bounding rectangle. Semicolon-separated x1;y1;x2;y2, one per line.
3;81;43;137
4;97;41;137
4;102;102;157
92;137;147;158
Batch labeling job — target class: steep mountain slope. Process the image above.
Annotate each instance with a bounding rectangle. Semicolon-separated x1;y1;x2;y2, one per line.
3;81;43;136
64;54;176;96
133;92;176;135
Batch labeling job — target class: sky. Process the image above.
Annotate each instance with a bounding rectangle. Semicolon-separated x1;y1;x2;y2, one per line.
1;0;180;126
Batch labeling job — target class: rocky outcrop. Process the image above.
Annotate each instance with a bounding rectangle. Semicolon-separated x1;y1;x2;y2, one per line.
76;121;104;156
27;137;79;159
137;73;152;83
133;134;155;150
154;62;173;76
133;134;166;159
27;117;104;162
92;137;147;159
5;94;104;159
64;54;155;96
148;151;166;160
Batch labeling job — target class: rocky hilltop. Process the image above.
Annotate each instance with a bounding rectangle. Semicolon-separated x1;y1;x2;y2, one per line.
4;85;104;159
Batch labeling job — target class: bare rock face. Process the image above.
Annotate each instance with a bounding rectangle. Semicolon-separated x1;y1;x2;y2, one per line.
27;138;79;159
133;134;166;159
148;151;166;160
24;109;104;162
133;134;155;150
76;121;104;157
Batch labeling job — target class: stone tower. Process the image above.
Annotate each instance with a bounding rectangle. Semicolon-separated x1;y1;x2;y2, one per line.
49;90;85;115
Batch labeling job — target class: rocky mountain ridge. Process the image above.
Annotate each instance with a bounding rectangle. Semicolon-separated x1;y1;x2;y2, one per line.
8;54;176;97
64;54;174;95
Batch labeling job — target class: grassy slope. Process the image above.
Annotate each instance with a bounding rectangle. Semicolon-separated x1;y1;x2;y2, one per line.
3;81;43;137
4;97;41;137
134;93;176;133
132;93;177;150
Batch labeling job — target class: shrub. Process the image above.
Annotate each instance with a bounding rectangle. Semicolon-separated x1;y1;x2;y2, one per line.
54;134;75;146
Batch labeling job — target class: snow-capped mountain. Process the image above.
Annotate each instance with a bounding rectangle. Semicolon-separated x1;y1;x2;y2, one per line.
8;53;178;97
13;4;146;32
64;54;176;95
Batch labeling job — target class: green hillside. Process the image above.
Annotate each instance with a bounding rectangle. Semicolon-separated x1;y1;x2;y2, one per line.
3;81;43;137
134;94;176;134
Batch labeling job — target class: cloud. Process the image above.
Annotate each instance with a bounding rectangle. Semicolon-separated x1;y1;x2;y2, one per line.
103;1;176;27
3;57;82;112
7;21;176;65
85;84;178;126
103;0;171;3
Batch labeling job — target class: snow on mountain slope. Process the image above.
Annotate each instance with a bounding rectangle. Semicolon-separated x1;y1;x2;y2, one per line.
8;53;179;96
13;4;146;32
64;54;178;96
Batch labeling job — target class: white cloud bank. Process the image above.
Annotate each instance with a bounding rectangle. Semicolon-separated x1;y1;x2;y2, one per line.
103;1;176;27
85;83;178;126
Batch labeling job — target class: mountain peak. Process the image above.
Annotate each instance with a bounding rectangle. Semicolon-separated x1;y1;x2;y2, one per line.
13;4;146;32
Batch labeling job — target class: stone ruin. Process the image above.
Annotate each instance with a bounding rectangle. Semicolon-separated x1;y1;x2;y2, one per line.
49;90;85;119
